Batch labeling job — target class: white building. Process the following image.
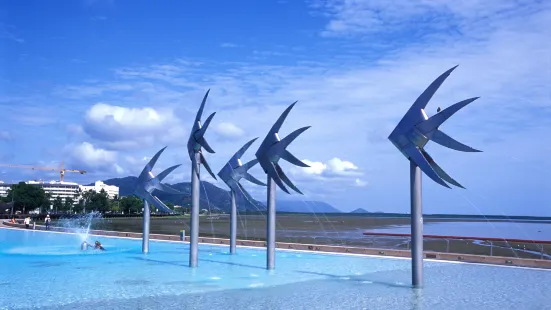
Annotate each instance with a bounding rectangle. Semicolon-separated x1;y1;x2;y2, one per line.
27;180;81;204
0;180;120;204
0;180;81;202
79;181;119;199
0;181;10;197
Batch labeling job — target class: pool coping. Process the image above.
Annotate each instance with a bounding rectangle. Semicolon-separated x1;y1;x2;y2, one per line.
3;221;551;270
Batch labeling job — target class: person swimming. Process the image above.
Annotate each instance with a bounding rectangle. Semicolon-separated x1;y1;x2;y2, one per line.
80;240;105;251
94;241;105;251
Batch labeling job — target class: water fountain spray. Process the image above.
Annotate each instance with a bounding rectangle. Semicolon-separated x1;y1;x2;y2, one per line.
254;101;311;269
218;138;267;254
57;211;103;245
388;65;482;287
134;146;183;254
187;89;217;267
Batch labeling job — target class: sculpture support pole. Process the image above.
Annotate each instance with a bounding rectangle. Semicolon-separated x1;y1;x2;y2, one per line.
266;176;276;270
189;152;201;268
230;190;237;254
410;160;423;288
142;200;150;254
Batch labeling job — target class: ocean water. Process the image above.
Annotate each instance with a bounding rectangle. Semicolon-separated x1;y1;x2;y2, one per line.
1;227;550;310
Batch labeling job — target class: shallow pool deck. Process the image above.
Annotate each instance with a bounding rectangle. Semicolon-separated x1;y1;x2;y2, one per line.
4;221;551;270
2;225;551;310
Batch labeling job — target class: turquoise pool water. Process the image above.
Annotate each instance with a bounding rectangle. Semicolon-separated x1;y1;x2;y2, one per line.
1;227;550;310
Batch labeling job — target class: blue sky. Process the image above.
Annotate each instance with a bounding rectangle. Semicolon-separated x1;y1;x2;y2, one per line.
1;0;550;215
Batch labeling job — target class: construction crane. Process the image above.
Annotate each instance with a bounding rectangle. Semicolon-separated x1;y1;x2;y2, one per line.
0;160;87;182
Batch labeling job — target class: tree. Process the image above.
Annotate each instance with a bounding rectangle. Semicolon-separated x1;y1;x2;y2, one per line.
111;203;120;213
73;199;84;214
86;189;110;212
81;190;94;213
166;202;174;210
110;195;120;213
63;197;75;213
96;189;110;212
53;196;63;212
5;182;49;213
119;196;142;214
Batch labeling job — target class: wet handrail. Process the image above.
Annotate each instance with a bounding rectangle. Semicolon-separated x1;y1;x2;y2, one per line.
363;232;551;244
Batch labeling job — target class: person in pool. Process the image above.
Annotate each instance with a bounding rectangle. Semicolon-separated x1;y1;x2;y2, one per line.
80;240;105;251
94;241;105;251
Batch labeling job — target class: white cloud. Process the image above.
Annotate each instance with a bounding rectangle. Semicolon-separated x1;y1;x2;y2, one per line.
69;142;117;164
82;102;187;150
291;157;363;180
220;42;240;48
214;122;245;139
85;103;170;134
65;142;123;175
114;164;124;174
311;0;536;37
53;83;135;100
325;158;359;176
300;160;327;175
0;24;24;43
124;155;148;165
355;178;367;187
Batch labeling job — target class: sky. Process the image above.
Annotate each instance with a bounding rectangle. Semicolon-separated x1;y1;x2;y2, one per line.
0;0;550;216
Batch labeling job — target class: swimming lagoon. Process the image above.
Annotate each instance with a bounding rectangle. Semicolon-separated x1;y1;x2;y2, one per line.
1;227;550;310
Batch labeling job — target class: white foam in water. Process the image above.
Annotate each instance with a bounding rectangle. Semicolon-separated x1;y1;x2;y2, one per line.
57;211;104;243
6;245;111;256
4;244;133;256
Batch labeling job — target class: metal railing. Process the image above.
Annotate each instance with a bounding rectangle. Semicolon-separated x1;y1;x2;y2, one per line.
363;232;551;260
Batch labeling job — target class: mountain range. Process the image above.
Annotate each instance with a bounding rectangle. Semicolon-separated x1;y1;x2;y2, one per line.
350;208;371;214
272;200;341;213
97;176;343;214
